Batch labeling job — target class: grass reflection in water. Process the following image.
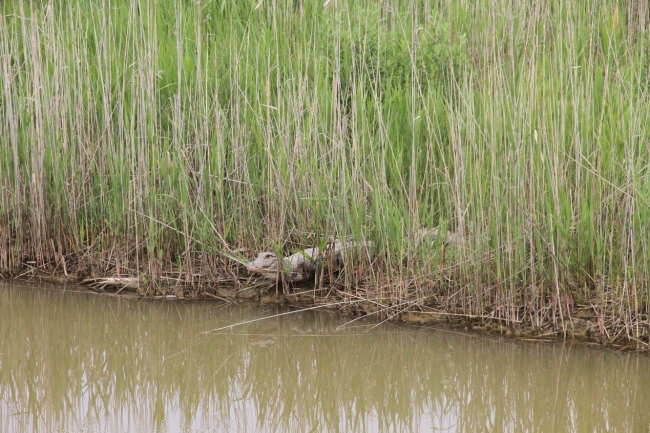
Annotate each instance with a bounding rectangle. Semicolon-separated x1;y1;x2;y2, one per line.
0;281;649;432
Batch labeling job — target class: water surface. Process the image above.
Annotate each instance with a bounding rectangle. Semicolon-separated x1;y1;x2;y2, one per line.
0;280;648;432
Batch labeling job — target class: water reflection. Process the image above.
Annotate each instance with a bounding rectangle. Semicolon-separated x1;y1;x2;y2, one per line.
0;280;649;432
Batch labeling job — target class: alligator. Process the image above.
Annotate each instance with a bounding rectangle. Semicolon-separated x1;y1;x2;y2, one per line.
246;240;373;283
246;228;460;283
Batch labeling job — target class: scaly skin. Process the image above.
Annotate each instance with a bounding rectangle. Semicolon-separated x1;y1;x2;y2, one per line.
246;241;367;283
247;236;465;283
246;248;320;282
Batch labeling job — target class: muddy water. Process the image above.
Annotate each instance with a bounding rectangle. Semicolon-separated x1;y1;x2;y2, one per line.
0;280;649;432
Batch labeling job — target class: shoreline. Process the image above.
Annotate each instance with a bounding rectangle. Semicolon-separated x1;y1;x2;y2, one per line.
7;268;648;352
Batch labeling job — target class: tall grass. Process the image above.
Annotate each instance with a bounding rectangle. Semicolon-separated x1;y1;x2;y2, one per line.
1;0;650;340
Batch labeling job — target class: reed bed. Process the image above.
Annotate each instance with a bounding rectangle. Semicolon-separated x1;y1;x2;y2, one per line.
1;0;650;344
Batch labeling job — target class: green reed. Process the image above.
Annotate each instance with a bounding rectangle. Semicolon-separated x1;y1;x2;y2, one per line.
1;0;649;336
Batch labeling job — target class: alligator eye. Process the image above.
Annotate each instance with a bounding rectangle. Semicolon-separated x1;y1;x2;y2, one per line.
263;253;276;259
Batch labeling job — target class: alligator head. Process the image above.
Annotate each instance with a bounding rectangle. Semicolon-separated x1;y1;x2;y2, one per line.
246;252;282;281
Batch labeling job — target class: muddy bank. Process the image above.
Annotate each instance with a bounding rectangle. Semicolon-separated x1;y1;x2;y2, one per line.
10;267;649;352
